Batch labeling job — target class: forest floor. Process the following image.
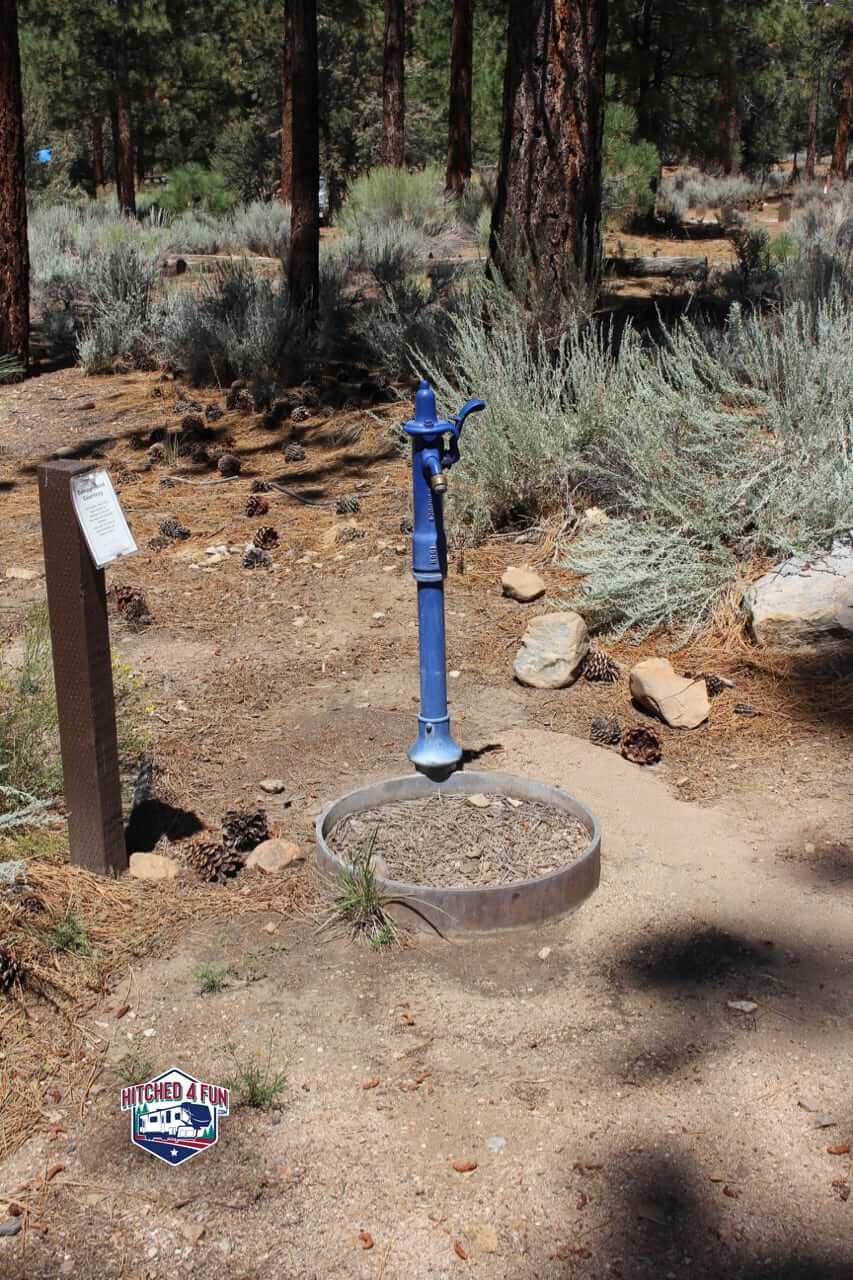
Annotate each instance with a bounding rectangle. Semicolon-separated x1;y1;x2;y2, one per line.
1;223;852;1278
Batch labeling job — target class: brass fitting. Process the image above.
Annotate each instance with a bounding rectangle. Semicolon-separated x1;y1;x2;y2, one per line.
429;471;448;494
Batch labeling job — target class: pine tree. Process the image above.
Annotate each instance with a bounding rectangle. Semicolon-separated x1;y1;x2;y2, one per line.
446;0;473;194
830;21;852;179
490;0;607;320
382;0;405;165
288;0;319;307
281;0;293;201
0;0;29;370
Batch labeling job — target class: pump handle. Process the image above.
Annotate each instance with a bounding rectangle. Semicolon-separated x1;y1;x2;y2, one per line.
452;398;486;435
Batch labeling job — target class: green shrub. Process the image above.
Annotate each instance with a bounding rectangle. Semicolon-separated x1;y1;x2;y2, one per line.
158;163;235;216
213;117;279;203
602;103;659;229
338;165;447;236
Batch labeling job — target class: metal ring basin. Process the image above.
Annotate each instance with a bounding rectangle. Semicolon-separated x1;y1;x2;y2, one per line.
315;770;601;934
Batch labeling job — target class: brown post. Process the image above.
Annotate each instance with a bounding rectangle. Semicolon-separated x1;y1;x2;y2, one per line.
37;462;127;876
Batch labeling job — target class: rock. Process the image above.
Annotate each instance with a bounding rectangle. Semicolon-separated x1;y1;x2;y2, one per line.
629;657;710;729
129;852;180;881
258;778;286;794
0;860;26;884
5;566;41;581
245;839;304;872
0;1218;22;1237
745;540;853;652
805;841;816;854
581;506;609;530
179;1221;206;1246
727;999;758;1013
537;946;552;961
513;612;589;689
466;794;491;809
501;566;546;603
485;1135;507;1153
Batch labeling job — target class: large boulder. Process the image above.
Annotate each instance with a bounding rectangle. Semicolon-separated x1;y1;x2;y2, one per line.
745;539;853;651
513;612;589;689
629;657;710;729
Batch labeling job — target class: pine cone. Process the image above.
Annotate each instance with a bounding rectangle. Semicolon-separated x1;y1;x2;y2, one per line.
178;412;205;434
232;389;254;415
734;702;759;716
290;405;311;423
251;479;272;494
225;379;246;410
205;403;224;422
183;839;243;884
221;808;269;853
112;586;152;627
246;494;269;518
218;452;242;477
0;943;24;995
159;517;190;541
590;715;621;746
282;442;306;462
159;475;175;489
189;443;209;466
147;443;165;464
335;495;360;515
147;535;171;552
336;526;366;545
584;646;621;684
620;724;663;766
173;398;203;416
253;525;279;550
699;672;726;698
242;545;272;569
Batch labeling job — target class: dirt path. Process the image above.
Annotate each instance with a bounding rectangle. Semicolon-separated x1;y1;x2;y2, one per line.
1;367;852;1278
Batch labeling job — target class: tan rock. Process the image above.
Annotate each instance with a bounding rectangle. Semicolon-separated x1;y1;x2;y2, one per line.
129;852;180;880
629;657;710;729
513;612;589;689
245;838;304;872
501;566;546;603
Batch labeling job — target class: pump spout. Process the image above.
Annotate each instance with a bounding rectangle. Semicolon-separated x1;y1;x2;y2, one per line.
422;449;447;493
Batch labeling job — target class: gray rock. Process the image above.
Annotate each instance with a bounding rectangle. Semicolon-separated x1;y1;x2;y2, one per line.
0;1218;22;1237
629;657;710;729
501;566;546;603
745;538;853;651
258;778;287;794
0;860;26;884
485;1135;507;1153
513;611;589;688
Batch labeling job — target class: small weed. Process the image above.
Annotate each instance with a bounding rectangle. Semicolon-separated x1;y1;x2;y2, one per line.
224;1037;286;1109
47;907;91;955
193;962;234;995
321;830;400;949
114;1047;155;1084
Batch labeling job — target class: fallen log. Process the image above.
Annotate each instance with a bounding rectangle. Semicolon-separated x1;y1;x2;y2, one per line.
161;254;281;277
604;254;709;279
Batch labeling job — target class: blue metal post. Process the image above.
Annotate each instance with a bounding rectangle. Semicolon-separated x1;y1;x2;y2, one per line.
404;379;485;776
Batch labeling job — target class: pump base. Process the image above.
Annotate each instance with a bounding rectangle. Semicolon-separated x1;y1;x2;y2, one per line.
408;715;463;777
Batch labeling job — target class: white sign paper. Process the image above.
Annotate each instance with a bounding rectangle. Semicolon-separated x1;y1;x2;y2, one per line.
70;469;138;569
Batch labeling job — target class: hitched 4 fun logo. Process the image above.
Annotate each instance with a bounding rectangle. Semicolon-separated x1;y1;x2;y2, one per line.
120;1067;230;1166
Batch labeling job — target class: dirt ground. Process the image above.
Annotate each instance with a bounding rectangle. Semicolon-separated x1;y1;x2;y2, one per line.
1;359;852;1279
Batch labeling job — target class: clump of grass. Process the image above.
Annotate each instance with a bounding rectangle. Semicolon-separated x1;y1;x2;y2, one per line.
224;1038;286;1109
321;831;399;949
0;354;23;383
46;907;90;955
193;962;234;995
114;1047;155;1085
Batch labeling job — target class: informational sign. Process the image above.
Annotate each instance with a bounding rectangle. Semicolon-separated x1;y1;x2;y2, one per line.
70;469;137;568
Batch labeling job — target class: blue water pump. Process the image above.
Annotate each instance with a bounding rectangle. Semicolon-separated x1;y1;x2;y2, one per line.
404;379;485;776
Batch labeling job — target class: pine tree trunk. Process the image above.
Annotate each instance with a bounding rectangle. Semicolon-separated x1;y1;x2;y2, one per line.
288;0;319;309
136;119;145;185
446;0;473;195
382;0;405;167
113;33;136;214
490;0;607;314
92;115;105;189
830;32;852;181
805;67;821;182
0;0;29;368
281;0;294;203
635;0;656;141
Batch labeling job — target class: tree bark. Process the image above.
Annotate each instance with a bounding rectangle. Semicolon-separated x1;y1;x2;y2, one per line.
0;0;29;368
446;0;474;194
805;65;821;182
92;115;105;189
113;33;136;214
382;0;405;167
830;30;852;180
490;0;608;313
281;0;294;203
288;0;319;309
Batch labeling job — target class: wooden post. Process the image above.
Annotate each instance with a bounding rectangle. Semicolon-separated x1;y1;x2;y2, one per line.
37;461;127;876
